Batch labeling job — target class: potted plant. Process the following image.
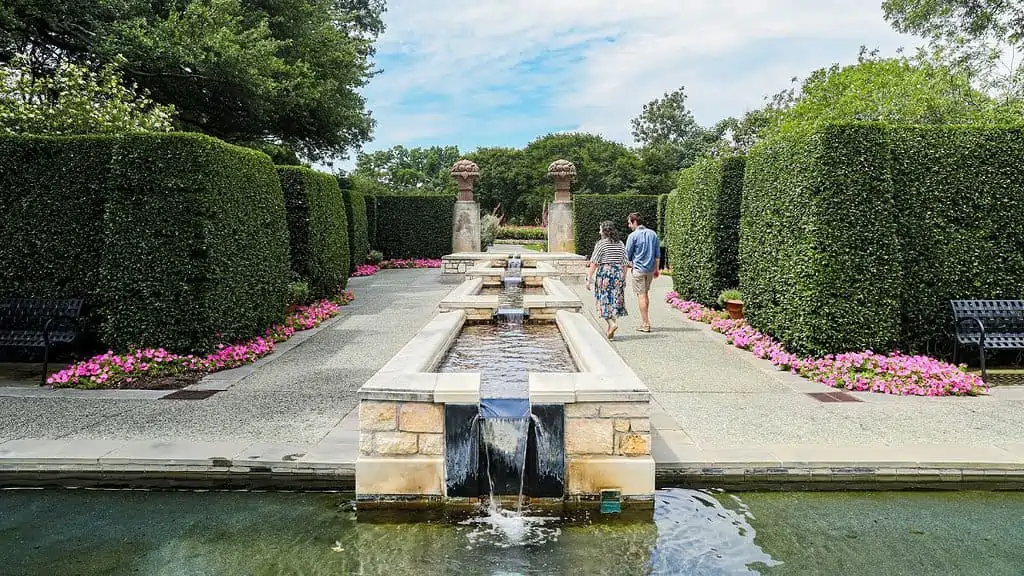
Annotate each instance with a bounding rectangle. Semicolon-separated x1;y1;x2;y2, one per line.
717;288;744;320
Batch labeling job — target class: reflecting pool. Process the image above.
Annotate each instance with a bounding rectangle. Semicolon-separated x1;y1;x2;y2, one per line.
2;488;1023;575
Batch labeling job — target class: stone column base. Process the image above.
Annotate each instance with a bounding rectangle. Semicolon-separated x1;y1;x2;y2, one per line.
547;201;574;254
452;201;481;254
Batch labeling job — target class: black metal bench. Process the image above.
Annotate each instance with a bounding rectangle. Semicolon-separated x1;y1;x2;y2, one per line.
951;299;1024;382
0;298;84;386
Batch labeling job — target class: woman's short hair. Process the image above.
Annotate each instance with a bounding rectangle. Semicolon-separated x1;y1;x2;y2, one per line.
599;220;618;242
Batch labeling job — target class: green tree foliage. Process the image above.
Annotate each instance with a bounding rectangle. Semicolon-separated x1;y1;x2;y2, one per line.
0;0;383;160
464;146;532;221
883;0;1024;102
629;86;722;170
768;55;1018;137
0;56;175;135
353;144;461;194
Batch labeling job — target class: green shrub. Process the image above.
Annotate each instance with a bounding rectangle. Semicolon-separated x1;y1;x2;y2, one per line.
340;179;369;271
572;194;660;257
367;250;383;265
481;214;500;247
496;226;547;240
0;135;115;341
656;194;669;240
102;133;291;353
740;123;900;355
373;195;456;259
288;281;312;306
890;125;1024;352
667;156;745;305
277;166;350;299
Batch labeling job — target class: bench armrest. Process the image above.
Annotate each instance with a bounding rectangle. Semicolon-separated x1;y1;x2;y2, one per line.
955;316;987;339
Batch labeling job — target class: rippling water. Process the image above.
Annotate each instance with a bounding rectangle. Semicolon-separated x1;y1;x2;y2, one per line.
4;488;1024;575
438;323;576;399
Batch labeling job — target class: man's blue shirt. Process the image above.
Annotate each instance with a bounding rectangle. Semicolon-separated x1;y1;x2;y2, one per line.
625;226;660;274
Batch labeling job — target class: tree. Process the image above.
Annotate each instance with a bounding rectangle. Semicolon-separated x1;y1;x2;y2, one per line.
464;147;532;223
0;56;174;135
883;0;1024;101
0;0;384;160
629;86;720;169
353;145;461;194
769;55;1017;134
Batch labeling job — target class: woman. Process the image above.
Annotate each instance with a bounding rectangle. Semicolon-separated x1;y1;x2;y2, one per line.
586;220;628;340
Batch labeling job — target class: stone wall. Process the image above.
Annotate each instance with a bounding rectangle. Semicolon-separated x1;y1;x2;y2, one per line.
564;402;651;457
359;401;444;457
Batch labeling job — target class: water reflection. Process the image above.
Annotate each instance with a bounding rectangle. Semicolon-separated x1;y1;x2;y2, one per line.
3;488;1024;575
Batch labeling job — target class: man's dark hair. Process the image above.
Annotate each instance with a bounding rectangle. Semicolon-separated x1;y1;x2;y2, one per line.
627;212;643;226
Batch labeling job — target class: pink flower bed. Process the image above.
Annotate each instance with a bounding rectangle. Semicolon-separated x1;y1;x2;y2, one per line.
48;291;356;389
349;258;443;277
665;291;986;397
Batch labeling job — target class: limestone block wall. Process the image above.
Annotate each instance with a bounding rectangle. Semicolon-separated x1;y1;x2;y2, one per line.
359;401;444;457
565;402;651;457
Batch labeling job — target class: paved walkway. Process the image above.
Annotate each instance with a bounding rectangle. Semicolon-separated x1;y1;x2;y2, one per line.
0;270;451;483
2;268;1023;487
574;275;1024;478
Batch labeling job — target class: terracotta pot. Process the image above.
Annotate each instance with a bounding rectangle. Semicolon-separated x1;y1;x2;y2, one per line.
725;300;744;320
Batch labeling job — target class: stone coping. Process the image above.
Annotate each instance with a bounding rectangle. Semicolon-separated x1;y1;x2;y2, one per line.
466;261;559;279
3;436;1024;489
357;310;467;402
438;277;583;313
555;310;649;402
444;252;585;262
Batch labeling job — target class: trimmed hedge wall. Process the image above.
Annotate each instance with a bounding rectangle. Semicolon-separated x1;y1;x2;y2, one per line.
572;194;660;257
278;167;350;298
741;123;900;356
373;195;455;259
667;157;745;305
0;136;115;342
743;122;1024;356
656;194;669;240
0;133;291;354
103;134;290;352
365;194;379;250
341;184;369;271
890;126;1024;351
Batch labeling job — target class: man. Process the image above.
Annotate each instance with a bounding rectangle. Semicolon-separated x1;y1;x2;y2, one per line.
624;212;660;332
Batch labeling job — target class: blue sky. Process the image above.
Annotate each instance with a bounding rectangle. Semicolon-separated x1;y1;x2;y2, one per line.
344;0;918;164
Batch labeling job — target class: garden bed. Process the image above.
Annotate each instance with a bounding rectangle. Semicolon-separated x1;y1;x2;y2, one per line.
665;292;986;397
351;258;442;278
47;292;356;390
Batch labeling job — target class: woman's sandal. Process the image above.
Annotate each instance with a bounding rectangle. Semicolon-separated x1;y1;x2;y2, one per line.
636;325;651;333
607;325;618;340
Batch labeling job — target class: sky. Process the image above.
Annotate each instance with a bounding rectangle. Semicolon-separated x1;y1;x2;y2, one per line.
343;0;919;166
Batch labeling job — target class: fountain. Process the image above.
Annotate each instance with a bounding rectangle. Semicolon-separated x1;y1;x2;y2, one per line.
495;254;526;324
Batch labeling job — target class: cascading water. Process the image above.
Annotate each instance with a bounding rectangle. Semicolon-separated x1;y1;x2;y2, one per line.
496;254;525;325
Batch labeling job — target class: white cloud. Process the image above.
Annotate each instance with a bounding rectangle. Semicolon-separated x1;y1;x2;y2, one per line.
357;0;920;155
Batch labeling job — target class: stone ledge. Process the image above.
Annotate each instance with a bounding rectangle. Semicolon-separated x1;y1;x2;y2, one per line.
356;456;444;496
566;455;656;496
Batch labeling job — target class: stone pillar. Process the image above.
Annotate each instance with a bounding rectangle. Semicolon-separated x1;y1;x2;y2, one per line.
450;159;481;254
547;159;577;254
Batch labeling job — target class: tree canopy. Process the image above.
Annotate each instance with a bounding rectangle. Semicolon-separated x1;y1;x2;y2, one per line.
0;0;384;160
883;0;1024;102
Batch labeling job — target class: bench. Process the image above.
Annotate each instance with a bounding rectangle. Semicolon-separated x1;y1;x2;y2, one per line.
951;299;1024;382
0;298;84;386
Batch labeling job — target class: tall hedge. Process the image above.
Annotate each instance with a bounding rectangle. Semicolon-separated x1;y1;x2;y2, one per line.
0;133;291;354
668;157;745;305
656;194;669;240
890;126;1024;352
102;134;291;352
741;123;900;356
0;136;115;342
572;194;660;257
340;184;369;270
373;195;455;259
365;194;379;250
278;166;350;298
